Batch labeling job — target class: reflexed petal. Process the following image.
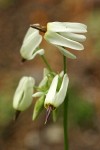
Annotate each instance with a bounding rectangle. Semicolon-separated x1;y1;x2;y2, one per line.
56;46;76;59
26;49;44;60
39;76;48;88
63;22;87;33
19;77;34;110
32;92;44;97
32;96;45;120
36;49;44;55
54;74;69;107
59;71;64;78
20;27;42;60
47;22;87;33
43;68;49;77
13;77;35;111
13;77;28;109
44;31;84;50
23;27;39;44
59;32;86;42
47;22;67;32
45;75;58;105
63;22;87;29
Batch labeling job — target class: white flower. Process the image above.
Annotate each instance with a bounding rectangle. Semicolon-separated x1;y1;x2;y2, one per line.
44;73;69;109
44;22;87;59
20;27;44;60
13;76;35;111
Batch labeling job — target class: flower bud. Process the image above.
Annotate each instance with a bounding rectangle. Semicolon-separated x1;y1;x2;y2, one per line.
32;96;45;120
13;76;35;111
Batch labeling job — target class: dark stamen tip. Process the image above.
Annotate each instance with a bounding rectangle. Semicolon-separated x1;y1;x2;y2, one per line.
44;105;53;124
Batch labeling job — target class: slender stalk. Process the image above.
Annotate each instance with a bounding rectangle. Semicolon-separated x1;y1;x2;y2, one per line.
41;55;52;72
63;56;69;150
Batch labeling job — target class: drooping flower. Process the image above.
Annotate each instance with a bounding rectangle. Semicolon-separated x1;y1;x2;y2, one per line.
44;73;69;123
20;27;44;60
13;76;35;111
44;22;87;59
44;73;69;109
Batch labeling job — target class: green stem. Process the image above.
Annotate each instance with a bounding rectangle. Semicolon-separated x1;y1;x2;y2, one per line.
63;56;69;150
41;55;52;72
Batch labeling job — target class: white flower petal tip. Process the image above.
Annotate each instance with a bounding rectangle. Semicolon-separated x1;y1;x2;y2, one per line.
32;92;44;98
37;49;44;55
13;76;35;111
20;27;43;60
56;46;77;59
59;71;64;77
43;68;49;77
38;68;50;88
44;73;69;108
39;76;48;88
32;96;45;120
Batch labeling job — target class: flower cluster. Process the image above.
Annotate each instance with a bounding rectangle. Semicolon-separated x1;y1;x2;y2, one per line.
13;21;87;123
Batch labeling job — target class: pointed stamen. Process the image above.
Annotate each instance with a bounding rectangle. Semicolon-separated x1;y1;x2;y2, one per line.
30;24;47;33
45;105;53;124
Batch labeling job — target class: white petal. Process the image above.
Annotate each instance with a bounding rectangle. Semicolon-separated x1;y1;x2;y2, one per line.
45;75;58;105
26;49;44;60
47;22;67;32
32;92;44;97
44;31;84;50
56;46;76;59
13;77;35;111
43;68;49;77
39;76;48;88
47;22;87;33
54;74;69;107
63;22;87;33
23;27;38;43
13;77;28;109
59;32;86;42
20;27;42;60
18;77;35;111
38;49;44;55
59;71;64;78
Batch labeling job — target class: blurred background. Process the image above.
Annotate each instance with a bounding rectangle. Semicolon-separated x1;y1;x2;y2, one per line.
0;0;100;150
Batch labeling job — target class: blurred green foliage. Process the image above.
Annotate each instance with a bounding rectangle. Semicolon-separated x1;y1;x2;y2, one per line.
86;10;100;56
0;92;14;127
68;86;95;128
0;0;16;9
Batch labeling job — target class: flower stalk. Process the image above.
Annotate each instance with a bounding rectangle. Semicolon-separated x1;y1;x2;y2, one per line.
41;55;52;72
63;55;69;150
